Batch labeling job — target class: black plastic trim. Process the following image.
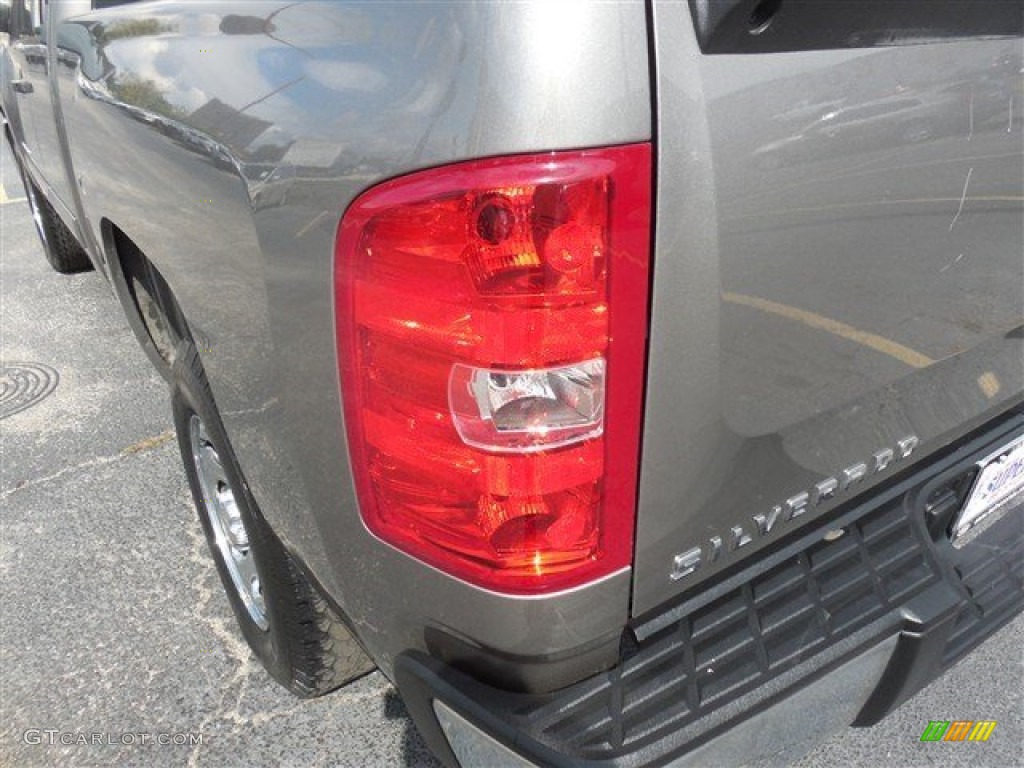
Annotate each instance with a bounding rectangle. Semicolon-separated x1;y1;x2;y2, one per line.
688;0;1023;54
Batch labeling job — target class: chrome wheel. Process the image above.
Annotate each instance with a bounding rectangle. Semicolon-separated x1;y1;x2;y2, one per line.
189;414;268;630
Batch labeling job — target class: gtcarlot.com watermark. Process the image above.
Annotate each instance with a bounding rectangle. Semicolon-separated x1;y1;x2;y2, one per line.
23;729;202;747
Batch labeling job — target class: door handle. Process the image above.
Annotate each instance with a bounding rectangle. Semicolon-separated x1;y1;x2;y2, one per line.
11;79;34;94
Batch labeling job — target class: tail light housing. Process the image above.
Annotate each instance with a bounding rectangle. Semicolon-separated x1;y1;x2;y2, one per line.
335;144;651;593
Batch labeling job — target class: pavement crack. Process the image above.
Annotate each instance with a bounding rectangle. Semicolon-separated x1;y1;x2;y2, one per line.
1;453;123;500
1;431;176;499
185;517;257;766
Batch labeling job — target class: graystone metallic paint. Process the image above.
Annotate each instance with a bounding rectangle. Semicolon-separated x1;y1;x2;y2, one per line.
638;2;1023;615
3;0;649;686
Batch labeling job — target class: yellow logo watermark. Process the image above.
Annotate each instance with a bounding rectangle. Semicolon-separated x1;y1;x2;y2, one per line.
920;720;997;742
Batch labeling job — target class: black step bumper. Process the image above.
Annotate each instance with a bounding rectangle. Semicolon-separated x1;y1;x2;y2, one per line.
396;412;1024;767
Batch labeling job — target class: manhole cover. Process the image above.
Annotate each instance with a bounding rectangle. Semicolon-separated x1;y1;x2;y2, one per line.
0;362;59;420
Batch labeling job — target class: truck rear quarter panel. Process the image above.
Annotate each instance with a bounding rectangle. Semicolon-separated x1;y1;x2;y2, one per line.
55;0;651;686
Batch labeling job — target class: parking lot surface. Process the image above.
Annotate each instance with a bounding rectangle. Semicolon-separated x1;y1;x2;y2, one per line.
1;137;1021;768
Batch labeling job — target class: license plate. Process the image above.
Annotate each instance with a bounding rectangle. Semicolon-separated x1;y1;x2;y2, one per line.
952;434;1024;545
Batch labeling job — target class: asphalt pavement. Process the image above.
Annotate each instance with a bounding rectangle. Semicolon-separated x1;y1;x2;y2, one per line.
1;135;1021;768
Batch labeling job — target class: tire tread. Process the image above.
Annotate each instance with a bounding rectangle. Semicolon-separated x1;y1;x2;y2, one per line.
32;180;92;274
172;343;374;699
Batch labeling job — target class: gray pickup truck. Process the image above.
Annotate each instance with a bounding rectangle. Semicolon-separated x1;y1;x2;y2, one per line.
3;1;1022;765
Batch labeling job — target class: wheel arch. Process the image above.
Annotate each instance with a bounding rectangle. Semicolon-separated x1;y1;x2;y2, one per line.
100;219;195;383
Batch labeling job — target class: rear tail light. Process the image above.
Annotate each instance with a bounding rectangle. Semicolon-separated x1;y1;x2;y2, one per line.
335;144;651;593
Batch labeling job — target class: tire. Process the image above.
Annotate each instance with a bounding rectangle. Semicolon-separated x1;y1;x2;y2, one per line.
21;172;93;274
170;343;374;696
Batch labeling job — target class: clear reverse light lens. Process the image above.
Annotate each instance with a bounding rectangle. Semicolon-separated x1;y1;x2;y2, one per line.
449;359;605;452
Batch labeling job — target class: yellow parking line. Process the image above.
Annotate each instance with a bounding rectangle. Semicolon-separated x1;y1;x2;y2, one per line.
734;150;1023;204
722;291;935;369
0;181;26;205
978;371;1001;399
724;195;1023;223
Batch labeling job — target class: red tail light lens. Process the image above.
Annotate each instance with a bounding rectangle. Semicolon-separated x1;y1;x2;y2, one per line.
335;144;651;593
